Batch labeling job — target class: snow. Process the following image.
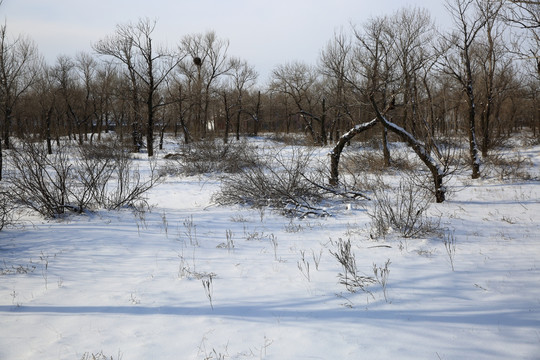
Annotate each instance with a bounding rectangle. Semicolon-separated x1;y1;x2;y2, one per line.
1;137;540;359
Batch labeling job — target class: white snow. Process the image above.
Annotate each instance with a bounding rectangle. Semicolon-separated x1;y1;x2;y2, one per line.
1;137;539;359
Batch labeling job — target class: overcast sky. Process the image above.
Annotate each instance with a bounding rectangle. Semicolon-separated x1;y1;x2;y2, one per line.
2;0;451;83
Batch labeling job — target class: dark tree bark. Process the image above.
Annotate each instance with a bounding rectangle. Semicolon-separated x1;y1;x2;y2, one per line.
369;96;446;203
329;118;378;186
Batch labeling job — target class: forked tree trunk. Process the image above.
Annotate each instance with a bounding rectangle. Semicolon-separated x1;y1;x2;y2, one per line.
370;96;446;203
328;118;378;186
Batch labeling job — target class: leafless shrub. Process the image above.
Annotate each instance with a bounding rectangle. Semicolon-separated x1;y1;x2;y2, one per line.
330;238;375;293
1;261;36;275
5;142;74;217
524;136;540;147
169;139;259;176
341;143;419;175
484;150;533;181
183;215;198;246
202;274;215;310
341;149;387;175
80;350;122;360
373;259;391;302
311;248;323;270
270;234;280;261
443;229;457;271
297;250;311;281
368;175;439;238
0;188;15;231
217;229;234;252
266;132;308;146
4;140;162;218
102;152;162;210
214;146;326;217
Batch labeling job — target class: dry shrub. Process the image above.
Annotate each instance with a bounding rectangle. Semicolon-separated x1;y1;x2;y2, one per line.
80;351;122;360
5;140;161;218
340;145;418;176
214;146;325;216
266;132;309;146
368;175;440;238
484;151;533;181
341;149;387;175
0;189;15;231
169;139;259;176
330;238;375;293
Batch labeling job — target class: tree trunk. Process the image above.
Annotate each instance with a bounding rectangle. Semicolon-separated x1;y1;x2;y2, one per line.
3;107;12;149
370;96;446;203
320;98;327;146
382;125;390;167
329;118;378;186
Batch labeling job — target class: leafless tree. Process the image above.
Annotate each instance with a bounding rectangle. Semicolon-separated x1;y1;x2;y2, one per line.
51;55;79;142
227;57;258;141
270;61;327;145
438;0;488;179
94;18;182;156
164;74;194;143
73;52;98;143
329;13;447;202
179;31;232;139
92;61;117;141
504;0;539;136
319;29;356;141
0;23;40;179
32;64;57;154
475;0;508;156
351;16;396;166
388;7;435;140
505;0;540;78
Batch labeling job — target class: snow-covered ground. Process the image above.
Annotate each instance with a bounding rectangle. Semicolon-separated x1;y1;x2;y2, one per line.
1;138;539;359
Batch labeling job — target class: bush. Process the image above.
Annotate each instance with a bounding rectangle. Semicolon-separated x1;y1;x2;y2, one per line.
213;146;326;217
0;188;15;231
5;142;73;217
4;140;162;218
80;350;122;360
368;175;439;238
484;150;533;181
330;238;375;293
168;139;259;176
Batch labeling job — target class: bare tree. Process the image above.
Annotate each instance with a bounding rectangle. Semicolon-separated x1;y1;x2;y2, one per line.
179;31;232;139
94;18;182;156
351;16;396;166
505;0;540;78
73;52;98;143
329;13;447;202
0;23;40;179
165;74;194;144
33;64;57;154
319;29;358;141
388;7;435;138
228;57;258;141
270;61;327;145
504;0;540;136
51;55;79;142
475;0;507;156
438;0;487;179
92;61;117;141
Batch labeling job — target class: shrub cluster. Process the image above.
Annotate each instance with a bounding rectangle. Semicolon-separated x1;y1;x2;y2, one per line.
368;175;439;238
4;140;162;218
167;139;259;176
213;146;325;216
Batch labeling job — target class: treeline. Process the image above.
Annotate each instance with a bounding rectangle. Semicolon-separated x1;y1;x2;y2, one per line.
0;1;538;165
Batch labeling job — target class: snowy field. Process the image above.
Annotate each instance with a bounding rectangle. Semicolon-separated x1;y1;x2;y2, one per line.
1;137;539;359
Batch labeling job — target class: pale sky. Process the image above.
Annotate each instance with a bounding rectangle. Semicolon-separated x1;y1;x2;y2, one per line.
1;0;451;83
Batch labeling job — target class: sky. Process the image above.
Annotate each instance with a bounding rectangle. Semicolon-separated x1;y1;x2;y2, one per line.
1;0;451;83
